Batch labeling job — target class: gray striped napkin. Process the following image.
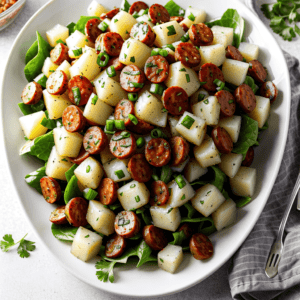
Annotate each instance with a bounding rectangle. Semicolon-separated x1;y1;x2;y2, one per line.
228;52;300;300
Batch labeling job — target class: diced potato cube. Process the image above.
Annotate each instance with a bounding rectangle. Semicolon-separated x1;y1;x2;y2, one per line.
103;159;131;182
19;139;35;156
212;199;236;231
175;112;206;146
136;15;154;28
68;46;83;60
218;115;241;143
211;26;233;48
190;88;209;106
19;111;48;140
194;135;221;168
66;30;93;49
86;200;115;236
42;57;59;78
158;244;183;274
46;146;73;180
153;21;185;47
184;158;208;183
56;60;71;79
199;44;226;67
191;183;226;217
229;166;256;197
74;157;104;189
170;157;190;173
110;11;137;40
87;0;108;17
46;24;69;47
150;205;181;232
238;42;259;62
248;96;270;128
222;59;249;86
168;115;181;137
218;153;243;178
117;181;150;210
180;7;206;28
71;226;102;262
99;139;115;164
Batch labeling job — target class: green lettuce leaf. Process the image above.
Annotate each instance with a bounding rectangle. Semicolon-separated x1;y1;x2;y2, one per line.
67;22;76;35
51;224;79;242
40;111;58;130
74;16;100;34
164;0;185;17
25;40;38;64
169;230;186;246
18;99;45;116
29;131;55;161
65;164;78;182
235;196;252;208
24;165;46;194
210;166;226;192
64;175;83;204
120;0;130;12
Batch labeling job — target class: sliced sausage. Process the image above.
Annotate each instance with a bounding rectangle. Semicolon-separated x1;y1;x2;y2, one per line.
129;1;149;14
143;225;168;251
40;176;62;204
199;63;224;92
130;22;156;47
46;70;68;95
114;99;135;126
144;55;169;83
225;45;243;62
83;126;108;154
178;223;196;239
109;131;136;159
128;154;153;183
211;126;233;154
234;83;256;113
21;82;43;105
69;146;90;164
189;233;214;260
85;18;102;43
248;60;267;84
50;43;70;65
105;56;125;71
180;23;189;32
162;86;189;115
62;105;86;133
127;117;154;134
189;23;213;47
148;4;170;24
242;146;254;167
120;65;145;92
99;32;124;57
115;211;141;238
100;8;119;20
175;42;201;68
49;205;68;225
215;90;236;118
98;178;119;205
65;197;88;227
68;75;93;106
170;16;184;23
149;180;169;206
169;136;190;166
105;234;127;258
259;81;278;104
145;138;171;167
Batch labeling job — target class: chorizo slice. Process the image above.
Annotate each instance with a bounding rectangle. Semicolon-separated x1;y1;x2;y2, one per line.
162;86;189;116
65;197;88;227
68;75;93;106
199;63;224;92
144;55;169;83
46;70;68;95
130;22;156;47
127;117;154;134
225;45;243;62
234;83;256;113
83;126;108;154
49;205;68;225
21;82;43;105
142;225;168;251
85;18;102;43
69;146;90;164
215;90;236;118
105;234;127;258
145;138;171;167
242;146;254;167
149;180;169;206
248;60;267;84
115;211;141;238
189;23;214;47
105;56;125;71
169;136;190;166
189;233;214;260
120;65;145;92
98;178;119;205
100;32;124;57
109;131;137;159
128;154;153;183
175;42;201;68
100;8;119;20
178;223;196;239
40;176;62;204
50;43;70;65
211;126;233;154
129;1;149;14
114;99;135;126
148;4;170;24
62;105;86;133
170;16;184;23
259;81;278;104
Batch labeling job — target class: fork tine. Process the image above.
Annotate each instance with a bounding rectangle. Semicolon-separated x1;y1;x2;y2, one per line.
265;240;282;278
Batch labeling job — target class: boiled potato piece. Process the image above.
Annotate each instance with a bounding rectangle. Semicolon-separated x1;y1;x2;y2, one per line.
211;26;233;48
170;157;190;173
99;136;115;164
74;157;104;189
56;60;71;79
218;153;243;178
110;11;137;40
42;57;58;77
229;166;256;197
180;7;206;29
71;226;103;262
199;44;226;67
218;115;241;143
238;42;259;62
212;199;236;231
117;181;150;211
46;24;69;47
19;139;35;156
87;0;108;17
168;115;181;137
222;59;249;86
184;158;208;183
248;96;270;128
19;111;48;140
191;183;226;217
66;30;93;49
103;159;131;182
190;88;209;106
158;244;183;274
150;205;181;232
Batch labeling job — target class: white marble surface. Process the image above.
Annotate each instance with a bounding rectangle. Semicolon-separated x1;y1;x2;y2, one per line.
0;1;299;299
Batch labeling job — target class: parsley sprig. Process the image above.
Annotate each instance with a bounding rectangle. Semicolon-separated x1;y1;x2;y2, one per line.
0;233;36;258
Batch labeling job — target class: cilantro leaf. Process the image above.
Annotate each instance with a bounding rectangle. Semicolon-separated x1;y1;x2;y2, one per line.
120;0;130;12
183;202;197;219
136;240;157;267
96;259;116;283
51;223;79;242
25;165;47;194
281;26;296;41
169;231;186;246
295;24;300;36
164;0;185;17
0;234;15;252
261;4;275;19
288;5;300;23
210;166;226;192
29;131;55;161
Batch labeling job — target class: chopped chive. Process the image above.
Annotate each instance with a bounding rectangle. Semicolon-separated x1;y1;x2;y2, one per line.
114;170;125;179
128;93;138;102
130;56;135;63
135;195;140;202
150;84;164;95
99;21;108;32
106;120;114;131
114;120;126;130
97;52;109;67
86;165;91;173
186;74;190;83
106;65;116;78
128;114;138;125
181;115;195;129
167;25;176;36
188;13;195;21
72;87;81;105
91;94;98;105
72;48;82;57
136;137;145;148
198;93;205;101
175;174;186;189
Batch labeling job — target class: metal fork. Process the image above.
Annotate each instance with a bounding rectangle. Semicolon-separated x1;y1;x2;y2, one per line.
265;171;300;278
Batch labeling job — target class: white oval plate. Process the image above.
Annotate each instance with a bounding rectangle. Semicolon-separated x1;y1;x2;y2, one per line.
0;0;290;297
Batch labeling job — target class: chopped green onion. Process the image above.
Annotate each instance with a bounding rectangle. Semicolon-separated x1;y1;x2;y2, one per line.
130;56;135;63
163;44;175;51
175;174;186;189
200;81;207;86
91;94;98;105
104;130;115;135
150;84;164;95
114;170;125;179
128;114;138;125
135;195;140;202
114;19;118;23
130;184;136;188
188;13;195;21
106;66;116;78
97;52;109;67
151;49;160;56
56;39;66;45
228;99;234;104
72;48;82;57
112;131;131;141
186;74;190;83
151;128;163;138
161;165;173;184
181;115;195;129
242;57;247;62
72;87;81;105
167;25;176;36
136;137;145;148
158;49;168;57
128;82;144;88
99;21;108;32
132;12;139;18
180;32;189;42
181;194;186;200
123;71;141;76
83;188;98;200
213;79;225;90
86;165;91;173
128;93;138;102
152;174;159;181
106;120;115;131
167;208;173;214
198;93;205;101
114;120;126;130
